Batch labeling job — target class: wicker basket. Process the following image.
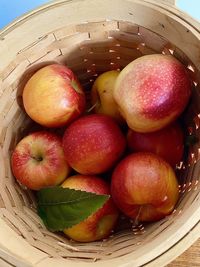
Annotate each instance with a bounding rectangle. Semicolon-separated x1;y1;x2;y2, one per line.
0;0;200;266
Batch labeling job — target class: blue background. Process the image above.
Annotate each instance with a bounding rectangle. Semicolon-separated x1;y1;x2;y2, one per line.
0;0;199;29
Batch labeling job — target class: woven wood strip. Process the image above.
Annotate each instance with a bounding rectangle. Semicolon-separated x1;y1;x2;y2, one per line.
0;258;14;267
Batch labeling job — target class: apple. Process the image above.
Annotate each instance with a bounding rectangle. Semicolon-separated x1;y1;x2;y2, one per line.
114;54;191;133
62;174;119;242
127;122;184;167
11;131;70;190
23;64;86;128
62;114;126;175
91;70;124;123
111;152;179;222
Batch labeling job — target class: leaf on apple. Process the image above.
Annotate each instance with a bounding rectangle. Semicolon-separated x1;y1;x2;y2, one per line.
37;187;110;231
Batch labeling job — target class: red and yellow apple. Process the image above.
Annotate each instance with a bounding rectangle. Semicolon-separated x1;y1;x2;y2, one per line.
62;114;126;175
62;174;119;242
91;70;124;123
114;54;191;132
127;122;184;167
11;131;70;190
111;152;179;222
23;64;86;127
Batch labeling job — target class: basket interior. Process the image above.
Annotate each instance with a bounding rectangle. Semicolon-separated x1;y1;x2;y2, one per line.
1;19;200;263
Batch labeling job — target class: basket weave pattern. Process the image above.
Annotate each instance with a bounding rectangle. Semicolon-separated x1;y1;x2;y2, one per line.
0;16;200;265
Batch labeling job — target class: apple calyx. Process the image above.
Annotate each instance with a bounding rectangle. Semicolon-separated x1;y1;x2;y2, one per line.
31;155;43;162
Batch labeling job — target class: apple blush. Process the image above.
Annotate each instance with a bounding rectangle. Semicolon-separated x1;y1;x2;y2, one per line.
127;122;184;167
62;114;126;175
62;175;119;242
11;131;70;190
23;64;86;128
111;152;179;222
114;54;191;133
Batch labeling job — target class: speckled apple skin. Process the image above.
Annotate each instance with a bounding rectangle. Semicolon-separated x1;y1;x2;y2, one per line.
62;114;126;175
11;131;70;190
127;121;184;167
114;54;191;133
23;64;86;127
111;152;179;222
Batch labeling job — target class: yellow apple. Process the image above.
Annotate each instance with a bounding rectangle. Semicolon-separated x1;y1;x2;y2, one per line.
91;70;124;123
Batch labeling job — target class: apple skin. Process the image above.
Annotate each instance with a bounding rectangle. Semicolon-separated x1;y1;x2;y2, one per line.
111;152;179;222
62;114;126;175
11;131;70;190
91;70;124;123
114;54;191;133
23;64;86;128
127;122;184;167
62;175;119;242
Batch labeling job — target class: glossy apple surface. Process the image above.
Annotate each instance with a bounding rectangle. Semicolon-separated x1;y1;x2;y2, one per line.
11;131;70;190
62;175;119;242
91;70;124;123
23;64;86;127
111;152;179;222
127;122;184;167
114;54;191;132
62;114;126;175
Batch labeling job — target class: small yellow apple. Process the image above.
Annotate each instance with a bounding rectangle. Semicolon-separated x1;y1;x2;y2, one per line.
91;70;124;123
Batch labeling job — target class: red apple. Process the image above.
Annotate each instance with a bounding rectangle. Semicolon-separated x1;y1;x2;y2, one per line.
11;131;70;190
114;54;191;132
127;122;184;167
62;114;126;175
62;174;119;242
23;64;86;127
111;152;179;222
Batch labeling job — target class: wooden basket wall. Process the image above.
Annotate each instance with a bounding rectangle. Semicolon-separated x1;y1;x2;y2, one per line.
0;0;200;266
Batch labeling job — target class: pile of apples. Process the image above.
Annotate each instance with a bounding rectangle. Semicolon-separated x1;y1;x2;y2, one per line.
11;54;192;242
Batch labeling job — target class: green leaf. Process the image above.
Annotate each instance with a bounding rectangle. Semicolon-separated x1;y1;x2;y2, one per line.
37;186;110;232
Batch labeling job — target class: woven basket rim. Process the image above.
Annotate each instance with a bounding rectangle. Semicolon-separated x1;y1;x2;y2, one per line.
1;0;200;37
0;0;200;266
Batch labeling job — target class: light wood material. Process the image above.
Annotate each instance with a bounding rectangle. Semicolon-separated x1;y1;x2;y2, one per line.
165;0;175;4
0;0;200;267
152;0;176;5
0;238;199;267
169;238;200;266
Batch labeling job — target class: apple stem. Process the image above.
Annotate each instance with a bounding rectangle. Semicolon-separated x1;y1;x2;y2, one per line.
134;206;143;226
86;102;98;113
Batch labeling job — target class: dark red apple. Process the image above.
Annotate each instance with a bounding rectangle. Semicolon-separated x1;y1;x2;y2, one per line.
127;122;184;167
62;114;126;175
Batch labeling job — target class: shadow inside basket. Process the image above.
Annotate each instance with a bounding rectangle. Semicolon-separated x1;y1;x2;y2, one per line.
1;19;200;262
